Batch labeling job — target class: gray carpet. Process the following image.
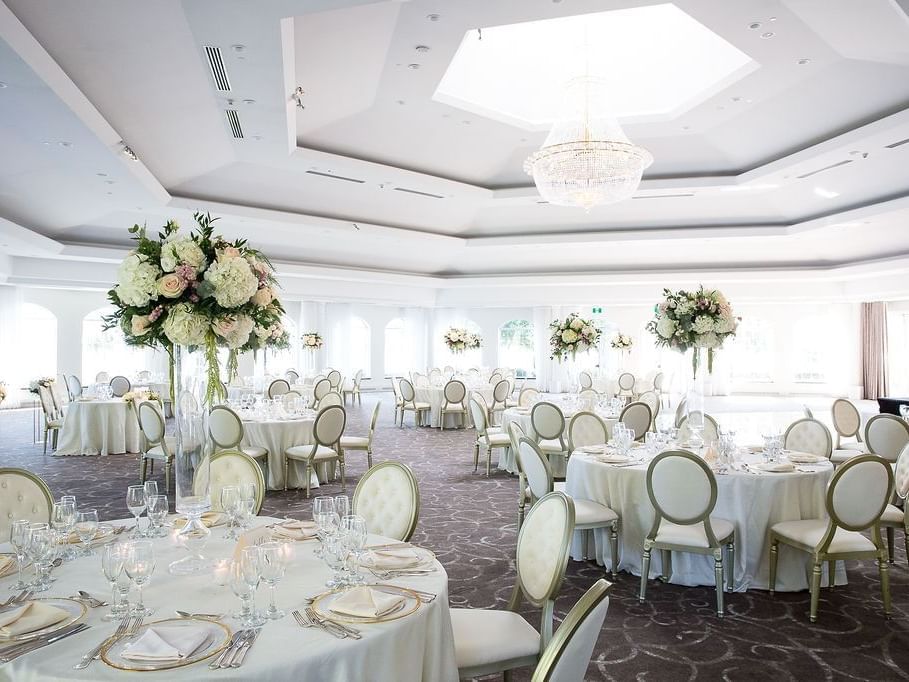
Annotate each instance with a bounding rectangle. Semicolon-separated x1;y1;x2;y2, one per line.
2;394;909;680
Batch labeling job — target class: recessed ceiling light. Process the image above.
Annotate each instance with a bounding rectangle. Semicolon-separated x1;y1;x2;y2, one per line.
415;45;430;53
41;141;51;145
427;14;440;22
761;32;774;39
251;135;263;140
407;63;420;70
682;125;690;130
58;141;72;148
106;191;113;195
396;99;406;105
0;82;7;88
769;16;777;21
748;22;761;29
797;58;810;65
105;180;115;185
96;172;107;177
731;96;741;102
242;99;255;105
813;186;839;199
231;44;246;53
462;120;471;125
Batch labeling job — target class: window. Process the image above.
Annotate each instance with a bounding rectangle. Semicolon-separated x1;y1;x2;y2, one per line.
82;307;148;382
889;310;909;396
18;303;57;385
729;318;773;383
349;317;371;376
255;317;299;376
438;320;482;368
384;318;407;376
792;318;827;383
498;320;535;377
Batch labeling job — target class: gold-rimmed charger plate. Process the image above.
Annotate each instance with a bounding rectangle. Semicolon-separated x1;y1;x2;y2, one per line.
171;512;227;530
359;546;435;571
62;523;117;545
312;584;421;624
100;617;231;672
0;597;87;642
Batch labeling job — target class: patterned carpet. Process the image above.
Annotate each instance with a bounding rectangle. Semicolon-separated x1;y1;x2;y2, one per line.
2;395;909;681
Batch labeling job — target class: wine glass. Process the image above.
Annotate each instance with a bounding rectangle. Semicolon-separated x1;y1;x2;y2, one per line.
147;495;168;538
230;547;265;627
9;520;32;590
333;495;350;519
220;485;241;540
258;542;287;620
312;497;335;558
323;531;348;588
125;540;155;616
239;482;257;530
75;509;99;556
28;526;57;592
126;485;147;537
51;500;76;561
100;544;129;621
143;480;158;516
341;515;367;586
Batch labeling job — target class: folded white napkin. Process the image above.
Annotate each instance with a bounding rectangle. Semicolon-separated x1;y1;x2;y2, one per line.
121;625;209;662
172;512;224;529
330;587;406;619
755;461;796;473
0;601;69;637
787;452;822;464
361;548;421;569
271;520;318;541
597;453;630;464
0;555;15;577
579;445;607;454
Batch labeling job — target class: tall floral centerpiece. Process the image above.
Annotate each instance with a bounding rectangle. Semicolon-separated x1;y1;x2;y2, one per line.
302;332;324;352
646;286;739;446
549;313;601;362
443;328;481;354
104;212;286;573
611;332;633;369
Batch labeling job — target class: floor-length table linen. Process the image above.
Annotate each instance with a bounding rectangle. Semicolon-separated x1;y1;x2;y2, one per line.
240;416;321;490
0;517;458;681
54;400;141;456
565;452;841;591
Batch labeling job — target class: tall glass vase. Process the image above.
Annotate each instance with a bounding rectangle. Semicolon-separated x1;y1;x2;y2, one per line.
685;347;708;450
168;345;213;575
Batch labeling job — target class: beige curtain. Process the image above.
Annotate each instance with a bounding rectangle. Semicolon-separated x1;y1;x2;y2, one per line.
861;302;889;399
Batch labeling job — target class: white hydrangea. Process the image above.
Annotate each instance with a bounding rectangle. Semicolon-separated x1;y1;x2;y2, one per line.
160;236;206;273
162;303;209;346
696;331;720;349
116;252;161;307
656;315;677;339
561;329;579;344
691;315;716;334
203;256;258;308
715;313;736;334
213;314;254;349
569;317;585;331
675;300;692;316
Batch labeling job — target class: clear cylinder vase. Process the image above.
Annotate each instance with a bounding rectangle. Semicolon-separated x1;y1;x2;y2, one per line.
685;347;708;450
168;345;213;575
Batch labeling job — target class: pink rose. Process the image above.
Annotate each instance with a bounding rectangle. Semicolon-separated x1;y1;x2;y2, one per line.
213;317;238;337
157;273;186;299
251;286;273;307
219;246;241;260
131;315;151;336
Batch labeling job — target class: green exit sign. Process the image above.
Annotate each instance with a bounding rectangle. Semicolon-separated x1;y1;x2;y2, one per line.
591;307;603;314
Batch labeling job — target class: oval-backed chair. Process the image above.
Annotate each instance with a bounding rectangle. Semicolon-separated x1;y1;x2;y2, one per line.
783;418;833;459
208;405;269;480
0;468;53;539
193;449;266;514
352;461;420;542
284;404;346;497
267;379;291;399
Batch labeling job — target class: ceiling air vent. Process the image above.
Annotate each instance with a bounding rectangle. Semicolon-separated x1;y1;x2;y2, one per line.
225;109;243;139
305;170;365;184
393;187;445;199
885;137;909;149
204;46;231;91
795;159;852;179
632;193;695;199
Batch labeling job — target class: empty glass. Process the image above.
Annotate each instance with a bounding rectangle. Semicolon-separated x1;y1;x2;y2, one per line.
220;485;242;540
147;495;169;538
333;495;350;519
126;485;147;537
239;482;257;530
9;520;32;590
51;500;76;561
28;526;57;592
258;542;287;620
75;509;99;556
100;544;129;621
323;532;349;588
230;547;265;627
341;515;368;585
312;497;335;558
125;540;155;616
143;480;158;516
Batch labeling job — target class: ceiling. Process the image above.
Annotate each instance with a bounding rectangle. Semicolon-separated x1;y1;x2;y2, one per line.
1;0;909;293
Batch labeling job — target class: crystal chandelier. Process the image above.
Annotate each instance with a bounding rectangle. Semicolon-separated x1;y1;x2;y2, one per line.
524;76;653;210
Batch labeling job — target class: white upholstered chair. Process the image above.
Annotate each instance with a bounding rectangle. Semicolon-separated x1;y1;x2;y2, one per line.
617;372;635;399
618;401;652;441
342;369;363;406
0;468;53;539
208;405;268;476
326;369;342;391
489;371;503;386
518;387;540;407
864;414;909;462
783;418;833;459
832;398;864;451
340;401;381;469
530;579;611;682
317;392;344;409
94;371;110;383
37;384;63;454
489;379;511;424
285;369;300;383
109;375;131;397
399;378;430;427
637;390;660;429
312;378;331;405
531;401;569;465
193;450;266;514
267;379;290;399
469;395;511;476
65;374;83;401
284;404;346;497
352;461;420;542
673;397;688;428
640;450;735;616
450;491;574;680
677;412;720;445
391;377;404;425
518;438;619;578
576;389;599;410
439;380;468;430
880;442;909;564
577;371;593;391
137;401;174;492
770;454;893;622
567;411;609;452
653;371;668;408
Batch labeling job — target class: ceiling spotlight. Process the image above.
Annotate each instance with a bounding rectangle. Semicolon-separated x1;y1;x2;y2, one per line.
242;99;255;105
96;172;107;177
121;143;138;161
748;22;761;29
58;141;72;148
251;135;263;140
797;58;811;65
415;45;430;53
761;32;775;39
426;14;440;21
231;44;246;53
813;186;839;199
396;99;406;105
407;63;420;70
292;86;305;109
0;82;7;88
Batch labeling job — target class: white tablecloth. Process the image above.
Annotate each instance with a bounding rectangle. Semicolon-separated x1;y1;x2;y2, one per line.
54;400;141;457
0;517;457;681
415;386;494;428
240;416;321;491
565;451;840;591
227;386;258;401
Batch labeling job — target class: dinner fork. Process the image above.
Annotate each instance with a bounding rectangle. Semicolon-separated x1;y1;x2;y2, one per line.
305;606;362;639
0;589;32;611
73;614;131;669
292;609;345;639
209;630;245;669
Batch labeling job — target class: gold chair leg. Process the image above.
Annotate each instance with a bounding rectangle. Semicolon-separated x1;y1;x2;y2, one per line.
485;446;492;477
880;554;892;619
726;541;735;593
828;560;836;589
340;459;346;491
305;461;311;499
140;458;148;484
809;561;822;623
660;549;671;583
714;551;724;617
886;527;895;564
165;460;172;494
639;547;651;602
284;456;289;492
768;539;778;595
610;523;619;580
367;448;373;469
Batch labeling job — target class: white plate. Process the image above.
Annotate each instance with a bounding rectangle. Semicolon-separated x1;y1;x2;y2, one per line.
0;597;87;642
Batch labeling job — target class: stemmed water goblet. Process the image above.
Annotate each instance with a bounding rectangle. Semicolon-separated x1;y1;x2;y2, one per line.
9;520;32;590
322;531;349;589
230;547;265;627
312;497;335;558
125;540;155;616
147;494;169;538
51;499;76;561
258;541;287;620
340;515;367;586
239;482;257;530
126;485;147;537
75;509;99;556
333;495;350;519
143;481;158;522
100;543;130;621
28;526;57;592
220;485;242;540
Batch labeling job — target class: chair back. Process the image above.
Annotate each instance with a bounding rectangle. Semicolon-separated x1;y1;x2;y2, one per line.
443;380;466;405
194;450;265;514
428;368;442;382
652;372;665;392
677;412;720;445
515;492;574;608
493;379;510;404
95;371;110;383
531;402;565;441
285;370;300;383
353;369;364;387
637;390;660;421
66;374;82;400
37;385;60;422
647;450;717;527
0;468;53;539
267;379;290;398
367;401;381;442
802;405;814;419
827;454;893;532
318;392;344;409
282;391;301;410
832;398;862;439
138;401;166;446
618;372;635;392
399;378;417;402
519;387;541;407
674;397;687;428
391;377;402;402
489;372;503;385
468;396;489;437
209;405;244;450
784;418;832;459
568;411;608;451
618;401;652;441
314;404;346;447
517;437;554;500
109;375;131;397
507;421;527;453
577;389;599;409
577;371;593;390
443;365;454;374
313;378;331;401
467;367;480;378
864;414;909;462
352;461;420;542
326;370;342;389
894;442;909;499
531;579;611;682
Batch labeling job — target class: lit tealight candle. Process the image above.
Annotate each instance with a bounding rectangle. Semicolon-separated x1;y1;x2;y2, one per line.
212;559;231;586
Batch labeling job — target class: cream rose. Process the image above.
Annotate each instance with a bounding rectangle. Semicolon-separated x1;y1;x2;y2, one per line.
570;317;585;331
561;329;579;344
130;315;151;336
157;273;187;299
251;286;273;307
218;246;242;261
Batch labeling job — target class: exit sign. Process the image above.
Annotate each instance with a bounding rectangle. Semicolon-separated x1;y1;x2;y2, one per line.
591;307;603;314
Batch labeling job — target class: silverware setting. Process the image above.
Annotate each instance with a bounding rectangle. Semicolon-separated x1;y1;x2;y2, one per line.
368;568;438;579
70;590;107;608
1;622;91;664
210;628;258;669
0;589;33;612
175;610;225;621
305;606;362;639
73;614;143;669
371;584;436;603
230;628;259;667
365;542;413;551
209;630;244;669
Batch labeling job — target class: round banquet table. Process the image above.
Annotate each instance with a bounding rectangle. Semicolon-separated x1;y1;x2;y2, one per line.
565;449;843;592
53;400;141;457
499;406;619;477
226;386;258;401
239;414;323;491
0;517;457;681
414;385;494;428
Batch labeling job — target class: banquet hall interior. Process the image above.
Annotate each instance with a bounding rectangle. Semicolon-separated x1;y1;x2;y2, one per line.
1;0;909;679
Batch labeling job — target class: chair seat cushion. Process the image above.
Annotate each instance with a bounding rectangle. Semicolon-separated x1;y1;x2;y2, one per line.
487;426;503;434
655;518;734;548
285;444;338;461
481;433;512;447
441;405;467;413
340;436;369;448
46;419;64;428
145;444;170;461
839;441;865;452
242;446;267;459
405;402;431;410
831;448;866;463
771;519;876;553
573;498;619;526
538;439;567;454
450;608;540;671
881;503;904;524
524;481;566;499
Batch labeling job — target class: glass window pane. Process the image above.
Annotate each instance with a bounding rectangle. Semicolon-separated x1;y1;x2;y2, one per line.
498;320;535;377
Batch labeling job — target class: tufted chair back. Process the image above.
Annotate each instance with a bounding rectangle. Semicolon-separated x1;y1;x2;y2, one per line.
828;455;892;531
647;450;716;526
313;378;331;402
314;405;346;448
531;402;565;441
618;372;635;392
508;421;527;454
493;379;510;404
894;443;909;499
0;468;53;539
318;392;343;409
110;375;131;397
209;405;244;450
618;401;652;441
326;370;342;389
138;401;166;446
193;450;265;514
399;378;417;403
519;387;540;407
352;461;420;541
37;385;61;423
677;412;720;445
832;398;862;440
468;396;490;437
443;380;466;405
568;411;608;451
864;415;909;462
517;438;553;500
784;418;833;459
268;379;290;399
577;371;593;390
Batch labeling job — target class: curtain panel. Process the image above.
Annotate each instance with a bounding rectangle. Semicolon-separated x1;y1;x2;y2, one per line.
861;301;889;399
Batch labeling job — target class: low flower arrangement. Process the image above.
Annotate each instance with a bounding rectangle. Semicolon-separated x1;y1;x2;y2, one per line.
646;285;739;374
302;332;324;352
443;327;481;354
123;389;161;409
549;314;600;361
27;377;55;394
104;213;286;404
611;333;633;350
